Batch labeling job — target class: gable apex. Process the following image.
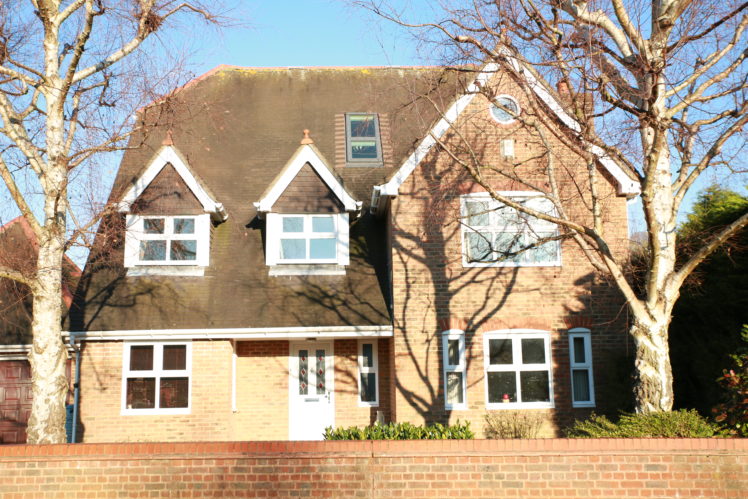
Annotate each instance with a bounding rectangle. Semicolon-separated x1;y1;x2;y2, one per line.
118;145;228;221
254;143;361;214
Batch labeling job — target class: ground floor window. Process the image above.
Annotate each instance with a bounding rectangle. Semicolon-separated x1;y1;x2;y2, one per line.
122;342;191;415
484;330;553;409
569;328;595;407
442;330;467;410
358;340;379;406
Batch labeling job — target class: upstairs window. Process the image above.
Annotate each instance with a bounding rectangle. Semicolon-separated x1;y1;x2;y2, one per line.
461;194;560;267
346;113;382;164
124;214;210;268
265;213;350;266
490;95;520;124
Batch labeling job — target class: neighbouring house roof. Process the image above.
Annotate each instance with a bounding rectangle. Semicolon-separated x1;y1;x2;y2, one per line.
0;216;80;346
69;66;460;333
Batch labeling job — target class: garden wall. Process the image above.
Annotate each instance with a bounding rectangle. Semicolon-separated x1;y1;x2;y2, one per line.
0;439;746;498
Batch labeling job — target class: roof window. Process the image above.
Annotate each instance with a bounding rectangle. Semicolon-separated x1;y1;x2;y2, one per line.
346;113;382;165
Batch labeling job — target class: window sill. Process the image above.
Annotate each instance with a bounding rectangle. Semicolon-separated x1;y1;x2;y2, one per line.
121;408;191;416
572;402;596;408
486;402;554;410
358;401;379;408
463;261;562;268
126;266;205;277
269;265;346;276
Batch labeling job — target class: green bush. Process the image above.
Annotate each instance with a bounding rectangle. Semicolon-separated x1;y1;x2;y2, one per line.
484;411;544;439
712;326;748;437
565;410;721;438
323;421;474;440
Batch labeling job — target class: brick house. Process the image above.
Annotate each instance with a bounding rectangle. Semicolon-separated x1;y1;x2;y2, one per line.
63;63;639;442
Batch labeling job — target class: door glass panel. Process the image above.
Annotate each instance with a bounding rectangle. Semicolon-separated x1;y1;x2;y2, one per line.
487;371;516;403
315;349;326;395
520;371;550;402
298;350;308;395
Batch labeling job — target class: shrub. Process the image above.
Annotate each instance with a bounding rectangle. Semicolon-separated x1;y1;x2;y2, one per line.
712;326;748;437
565;410;721;438
323;421;474;440
484;411;544;439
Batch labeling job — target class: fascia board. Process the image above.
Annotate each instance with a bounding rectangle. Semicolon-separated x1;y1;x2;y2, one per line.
255;145;360;212
375;58;640;199
118;146;228;219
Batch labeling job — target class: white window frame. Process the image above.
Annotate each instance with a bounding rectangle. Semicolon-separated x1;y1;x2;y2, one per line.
490;94;521;124
124;214;210;267
265;213;350;266
345;113;383;164
121;341;192;416
442;330;467;410
483;329;554;410
460;192;561;268
569;328;595;408
357;340;379;407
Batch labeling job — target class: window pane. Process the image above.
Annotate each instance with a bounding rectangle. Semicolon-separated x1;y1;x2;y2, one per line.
143;219;164;234
466;201;489;226
159;377;189;408
494;233;522;263
126;378;155;409
173;218;194;234
282;217;304;233
310;238;336;259
573;337;586;364
466;231;492;262
521;338;546;364
362;343;374;368
351;140;378;159
489;339;513;365
494;204;521;227
446;372;464;405
447;339;460;366
526;232;559;264
312;216;335;233
298;350;308;395
520;371;550;402
140;240;166;261
349;115;376;137
360;373;376;402
487;371;516;403
491;97;519;122
281;239;306;259
316;350;326;395
170;240;197;261
572;369;591;402
163;345;186;370
129;346;154;371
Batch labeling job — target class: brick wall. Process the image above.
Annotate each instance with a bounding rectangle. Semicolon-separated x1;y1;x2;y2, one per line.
389;73;633;434
0;439;745;498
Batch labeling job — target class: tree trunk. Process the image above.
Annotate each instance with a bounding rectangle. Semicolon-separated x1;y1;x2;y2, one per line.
631;319;674;413
26;230;68;444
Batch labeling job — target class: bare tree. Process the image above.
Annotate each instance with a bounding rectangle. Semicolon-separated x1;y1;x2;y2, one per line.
0;0;230;444
358;0;748;413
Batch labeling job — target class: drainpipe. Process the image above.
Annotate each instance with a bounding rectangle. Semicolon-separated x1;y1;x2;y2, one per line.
69;334;81;443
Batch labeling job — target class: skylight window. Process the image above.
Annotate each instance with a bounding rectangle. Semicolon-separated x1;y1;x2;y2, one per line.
346;113;382;164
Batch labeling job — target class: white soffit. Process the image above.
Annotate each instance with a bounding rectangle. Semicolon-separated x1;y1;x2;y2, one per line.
117;146;228;221
254;144;361;213
376;58;640;199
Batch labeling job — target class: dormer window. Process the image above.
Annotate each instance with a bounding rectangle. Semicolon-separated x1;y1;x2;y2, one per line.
346;113;382;164
124;214;211;268
265;213;349;265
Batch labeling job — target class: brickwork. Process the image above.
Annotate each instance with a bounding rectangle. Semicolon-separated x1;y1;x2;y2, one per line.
390;73;634;434
0;439;745;498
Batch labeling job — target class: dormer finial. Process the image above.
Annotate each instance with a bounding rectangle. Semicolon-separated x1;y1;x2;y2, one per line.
300;129;313;145
162;129;174;146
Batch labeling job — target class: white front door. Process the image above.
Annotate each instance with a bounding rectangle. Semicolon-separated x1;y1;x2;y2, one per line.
289;342;334;440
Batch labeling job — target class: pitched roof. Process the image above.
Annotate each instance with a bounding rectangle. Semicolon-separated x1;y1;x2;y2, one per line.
0;217;81;345
70;66;457;333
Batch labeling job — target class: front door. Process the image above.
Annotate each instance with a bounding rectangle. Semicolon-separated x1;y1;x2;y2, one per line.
289;342;334;440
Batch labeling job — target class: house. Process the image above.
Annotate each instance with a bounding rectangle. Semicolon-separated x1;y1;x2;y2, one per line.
0;216;79;444
66;64;637;442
